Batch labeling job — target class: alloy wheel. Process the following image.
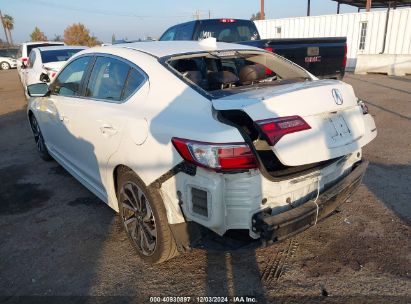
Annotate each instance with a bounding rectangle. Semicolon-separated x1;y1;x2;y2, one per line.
30;116;46;153
120;182;157;256
1;62;10;70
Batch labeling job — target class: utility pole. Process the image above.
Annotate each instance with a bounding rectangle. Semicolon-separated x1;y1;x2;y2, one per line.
193;10;200;20
307;0;311;16
260;0;265;20
208;10;211;19
0;10;9;45
366;0;372;12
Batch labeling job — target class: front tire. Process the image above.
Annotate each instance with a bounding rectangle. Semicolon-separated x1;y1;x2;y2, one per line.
117;170;178;264
0;61;11;70
29;114;52;161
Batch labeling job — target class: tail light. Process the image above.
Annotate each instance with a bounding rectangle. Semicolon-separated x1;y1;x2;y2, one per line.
357;99;369;114
342;44;347;67
219;18;236;23
264;47;274;75
172;138;257;171
22;57;28;64
256;116;311;146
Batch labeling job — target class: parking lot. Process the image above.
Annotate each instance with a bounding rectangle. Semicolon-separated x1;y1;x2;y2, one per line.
0;69;410;302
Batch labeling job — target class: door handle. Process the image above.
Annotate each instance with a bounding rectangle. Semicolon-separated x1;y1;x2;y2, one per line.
59;115;69;123
99;124;117;136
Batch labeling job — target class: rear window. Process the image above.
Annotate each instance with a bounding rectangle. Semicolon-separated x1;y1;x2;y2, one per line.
196;20;260;42
40;49;84;63
164;50;311;98
26;43;64;57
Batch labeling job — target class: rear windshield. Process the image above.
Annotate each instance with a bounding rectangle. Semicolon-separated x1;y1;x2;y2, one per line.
26;43;64;57
40;49;84;63
164;50;311;98
196;20;260;42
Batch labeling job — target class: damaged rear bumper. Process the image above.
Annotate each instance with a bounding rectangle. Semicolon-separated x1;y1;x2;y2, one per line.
252;160;368;244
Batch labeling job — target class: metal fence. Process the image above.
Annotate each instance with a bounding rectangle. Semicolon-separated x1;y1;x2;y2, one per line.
254;8;411;69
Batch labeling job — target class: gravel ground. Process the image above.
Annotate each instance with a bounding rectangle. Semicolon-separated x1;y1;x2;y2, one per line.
0;70;410;303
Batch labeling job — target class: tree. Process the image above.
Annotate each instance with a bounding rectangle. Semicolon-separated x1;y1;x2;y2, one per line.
30;27;47;41
250;12;262;21
53;34;62;41
1;13;14;45
64;23;100;46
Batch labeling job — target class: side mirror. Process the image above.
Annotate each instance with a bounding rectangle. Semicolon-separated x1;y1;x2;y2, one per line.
27;83;49;97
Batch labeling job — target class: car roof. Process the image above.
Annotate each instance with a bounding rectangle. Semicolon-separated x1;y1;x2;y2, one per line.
112;40;261;58
36;45;87;52
23;41;65;46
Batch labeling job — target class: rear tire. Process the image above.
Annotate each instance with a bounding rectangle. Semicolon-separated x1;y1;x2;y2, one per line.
0;62;10;70
29;114;52;161
117;169;178;264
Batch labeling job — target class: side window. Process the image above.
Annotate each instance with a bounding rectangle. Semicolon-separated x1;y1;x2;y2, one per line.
123;68;146;100
85;56;130;102
175;23;195;40
28;51;36;68
52;56;91;97
160;27;177;41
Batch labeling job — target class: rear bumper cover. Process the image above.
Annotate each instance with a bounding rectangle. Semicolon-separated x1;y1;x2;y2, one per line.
252;160;368;243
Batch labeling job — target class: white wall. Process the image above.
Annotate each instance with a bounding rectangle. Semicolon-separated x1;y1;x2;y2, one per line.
254;8;411;70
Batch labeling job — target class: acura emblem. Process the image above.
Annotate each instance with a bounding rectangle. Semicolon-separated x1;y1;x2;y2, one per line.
332;89;343;105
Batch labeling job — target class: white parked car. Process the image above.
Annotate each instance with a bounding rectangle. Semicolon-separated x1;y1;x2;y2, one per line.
17;41;65;80
26;41;377;264
21;46;87;96
0;55;17;70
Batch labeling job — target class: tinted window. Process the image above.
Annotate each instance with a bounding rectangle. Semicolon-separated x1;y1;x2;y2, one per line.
0;48;18;58
197;20;260;42
40;49;84;63
52;56;90;96
123;68;146;99
85;57;130;102
175;22;196;40
26;43;64;57
159;26;178;41
28;51;36;68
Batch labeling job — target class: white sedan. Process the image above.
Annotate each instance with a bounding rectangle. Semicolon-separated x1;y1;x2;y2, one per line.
26;40;377;264
0;55;17;70
21;45;87;97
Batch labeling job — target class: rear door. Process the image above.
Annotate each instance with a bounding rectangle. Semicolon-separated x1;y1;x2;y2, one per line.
213;80;376;166
61;55;148;191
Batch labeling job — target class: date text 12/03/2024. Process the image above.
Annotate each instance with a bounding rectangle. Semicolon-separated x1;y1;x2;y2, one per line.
149;296;258;303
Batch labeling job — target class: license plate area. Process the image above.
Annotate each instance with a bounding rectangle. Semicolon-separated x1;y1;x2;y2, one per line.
329;115;351;142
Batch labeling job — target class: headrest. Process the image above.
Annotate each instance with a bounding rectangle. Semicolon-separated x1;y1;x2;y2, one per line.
208;71;239;88
239;64;266;85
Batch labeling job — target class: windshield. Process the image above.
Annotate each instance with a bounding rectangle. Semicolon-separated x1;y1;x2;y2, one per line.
196;20;260;42
164;50;312;98
40;49;84;63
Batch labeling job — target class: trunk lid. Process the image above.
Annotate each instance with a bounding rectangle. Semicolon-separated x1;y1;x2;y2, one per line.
213;79;376;166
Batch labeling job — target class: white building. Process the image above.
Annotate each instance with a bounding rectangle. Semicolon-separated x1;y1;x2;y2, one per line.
254;8;411;75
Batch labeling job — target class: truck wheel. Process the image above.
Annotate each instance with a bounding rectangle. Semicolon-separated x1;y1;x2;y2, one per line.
117;169;178;264
0;62;10;70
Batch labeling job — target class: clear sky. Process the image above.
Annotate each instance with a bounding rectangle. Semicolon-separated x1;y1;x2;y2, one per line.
0;0;358;43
